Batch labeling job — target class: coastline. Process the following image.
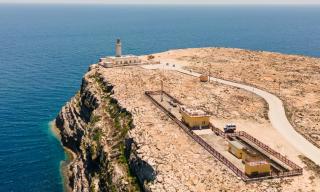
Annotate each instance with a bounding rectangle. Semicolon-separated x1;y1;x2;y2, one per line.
49;120;76;192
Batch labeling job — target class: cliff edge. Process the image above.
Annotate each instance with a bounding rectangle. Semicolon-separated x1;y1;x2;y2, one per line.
55;65;155;192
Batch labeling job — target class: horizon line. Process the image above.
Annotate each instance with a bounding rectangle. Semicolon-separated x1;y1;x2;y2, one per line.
1;2;320;5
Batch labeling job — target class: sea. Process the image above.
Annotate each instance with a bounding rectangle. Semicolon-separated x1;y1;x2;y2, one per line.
0;4;319;192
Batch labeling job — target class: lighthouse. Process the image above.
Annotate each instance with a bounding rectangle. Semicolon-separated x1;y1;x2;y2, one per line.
99;39;142;67
115;38;122;57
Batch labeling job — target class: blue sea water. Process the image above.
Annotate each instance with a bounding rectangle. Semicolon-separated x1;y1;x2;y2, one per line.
0;4;320;191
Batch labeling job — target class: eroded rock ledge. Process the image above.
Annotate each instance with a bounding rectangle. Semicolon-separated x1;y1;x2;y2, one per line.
55;65;155;192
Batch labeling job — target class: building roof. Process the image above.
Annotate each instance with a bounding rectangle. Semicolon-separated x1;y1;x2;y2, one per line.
180;105;210;117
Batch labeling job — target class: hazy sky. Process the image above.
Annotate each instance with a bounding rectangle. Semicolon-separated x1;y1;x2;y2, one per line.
1;0;320;4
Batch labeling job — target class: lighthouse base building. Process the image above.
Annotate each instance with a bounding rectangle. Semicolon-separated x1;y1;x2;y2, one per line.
99;39;142;68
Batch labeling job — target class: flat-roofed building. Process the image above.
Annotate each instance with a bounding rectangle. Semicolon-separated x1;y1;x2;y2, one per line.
180;105;211;129
99;39;142;67
99;55;141;67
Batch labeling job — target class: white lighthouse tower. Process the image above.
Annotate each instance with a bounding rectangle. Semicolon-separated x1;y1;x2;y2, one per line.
115;38;122;57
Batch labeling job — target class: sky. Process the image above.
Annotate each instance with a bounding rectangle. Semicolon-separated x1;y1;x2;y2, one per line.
1;0;320;4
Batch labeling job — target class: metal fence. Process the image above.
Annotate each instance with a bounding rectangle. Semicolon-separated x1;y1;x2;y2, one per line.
145;91;302;182
236;131;302;171
210;118;302;175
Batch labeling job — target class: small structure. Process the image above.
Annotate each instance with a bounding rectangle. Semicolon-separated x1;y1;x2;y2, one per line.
99;39;142;67
242;148;259;162
147;55;155;60
245;160;271;177
242;148;271;176
199;74;209;82
180;105;211;129
228;140;246;159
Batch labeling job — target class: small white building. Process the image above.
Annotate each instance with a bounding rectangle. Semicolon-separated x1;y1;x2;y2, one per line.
99;39;142;67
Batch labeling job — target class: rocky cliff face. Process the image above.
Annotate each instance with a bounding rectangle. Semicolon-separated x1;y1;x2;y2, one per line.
55;65;155;192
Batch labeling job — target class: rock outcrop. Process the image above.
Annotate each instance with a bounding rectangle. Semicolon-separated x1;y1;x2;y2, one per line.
55;65;154;192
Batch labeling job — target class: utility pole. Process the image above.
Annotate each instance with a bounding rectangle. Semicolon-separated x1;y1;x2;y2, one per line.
252;87;254;105
241;69;244;83
278;81;281;97
208;63;211;82
161;80;163;102
161;62;165;102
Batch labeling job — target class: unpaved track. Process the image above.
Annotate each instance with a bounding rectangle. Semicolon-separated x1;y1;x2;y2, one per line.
142;63;320;165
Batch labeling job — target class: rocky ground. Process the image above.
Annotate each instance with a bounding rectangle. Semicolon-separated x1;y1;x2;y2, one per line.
150;48;320;148
56;47;320;192
97;64;319;191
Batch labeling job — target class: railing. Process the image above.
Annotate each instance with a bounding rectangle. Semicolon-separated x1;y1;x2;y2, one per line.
159;90;184;105
211;123;302;173
236;131;302;171
210;125;225;136
145;91;302;181
145;91;250;181
214;128;303;177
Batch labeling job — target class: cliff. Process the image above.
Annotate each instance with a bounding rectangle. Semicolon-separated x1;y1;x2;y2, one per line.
55;65;155;192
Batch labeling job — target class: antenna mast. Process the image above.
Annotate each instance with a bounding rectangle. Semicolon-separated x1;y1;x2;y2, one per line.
161;80;164;102
161;63;164;102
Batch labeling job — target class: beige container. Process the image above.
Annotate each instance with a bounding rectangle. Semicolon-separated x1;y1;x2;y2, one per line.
245;160;271;176
199;75;209;82
242;149;260;162
228;140;246;159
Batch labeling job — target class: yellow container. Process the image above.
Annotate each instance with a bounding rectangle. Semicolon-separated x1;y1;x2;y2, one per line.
228;140;246;159
242;149;259;162
245;160;271;176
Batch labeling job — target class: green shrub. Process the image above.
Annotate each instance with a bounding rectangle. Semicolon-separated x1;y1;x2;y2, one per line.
90;115;101;125
93;129;102;142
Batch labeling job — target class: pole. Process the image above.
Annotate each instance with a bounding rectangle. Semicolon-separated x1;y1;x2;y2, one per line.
161;63;164;102
279;81;281;97
209;63;211;82
252;87;254;105
161;80;163;102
